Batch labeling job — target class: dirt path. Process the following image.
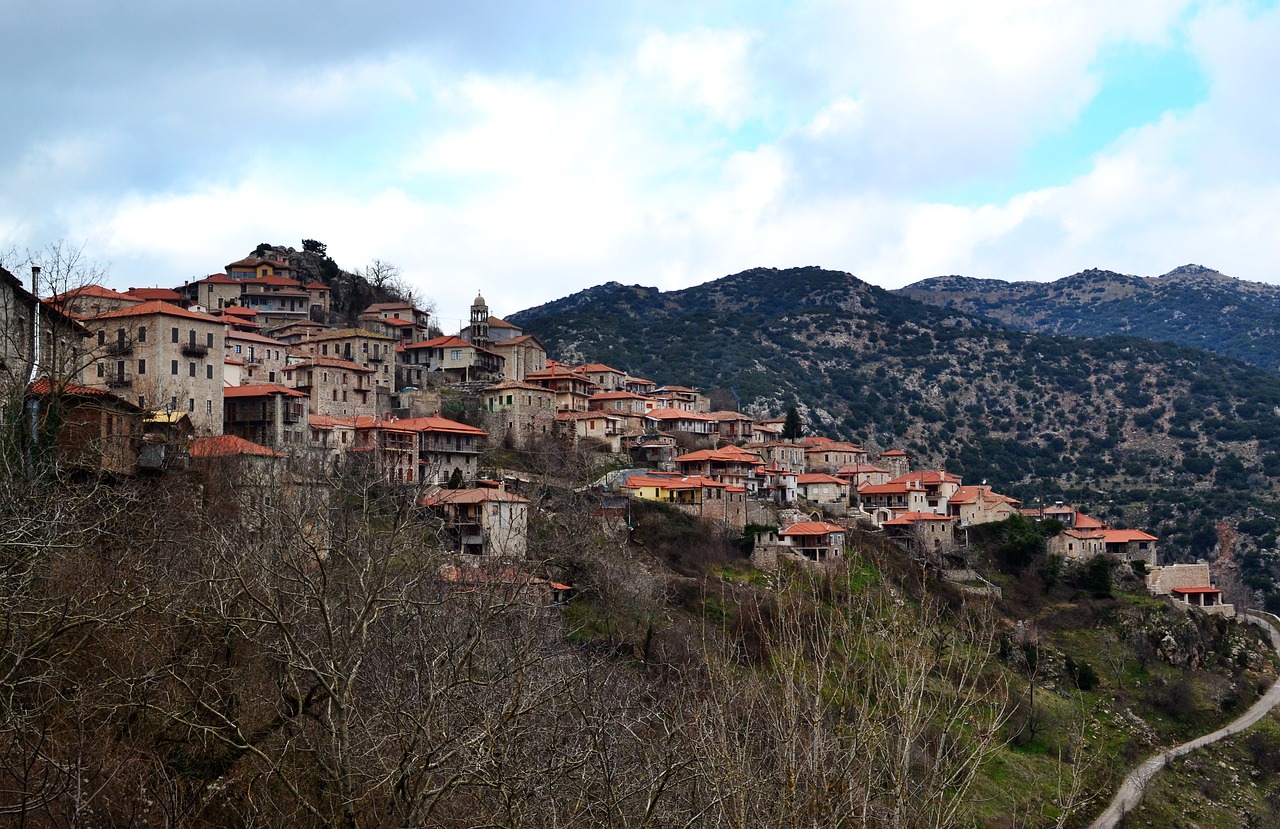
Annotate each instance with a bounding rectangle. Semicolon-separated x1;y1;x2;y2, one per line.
1088;610;1280;829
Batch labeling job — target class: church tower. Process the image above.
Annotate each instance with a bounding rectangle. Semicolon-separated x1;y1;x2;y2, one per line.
470;292;490;350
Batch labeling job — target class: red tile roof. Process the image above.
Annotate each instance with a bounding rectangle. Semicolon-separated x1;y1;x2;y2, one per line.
883;512;956;525
1102;529;1157;543
125;287;184;301
797;473;851;485
285;356;374;373
421;487;529;506
386;416;487;436
676;446;764;463
190;435;282;458
780;521;846;536
88;300;228;324
222;383;308;398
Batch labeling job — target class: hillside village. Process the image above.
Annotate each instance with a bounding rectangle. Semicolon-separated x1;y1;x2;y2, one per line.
0;251;1225;614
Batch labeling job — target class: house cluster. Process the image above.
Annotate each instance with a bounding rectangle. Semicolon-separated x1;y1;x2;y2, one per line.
3;258;1198;603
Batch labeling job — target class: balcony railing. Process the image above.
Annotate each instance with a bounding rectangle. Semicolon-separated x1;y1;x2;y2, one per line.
104;341;133;356
106;374;133;389
181;343;209;357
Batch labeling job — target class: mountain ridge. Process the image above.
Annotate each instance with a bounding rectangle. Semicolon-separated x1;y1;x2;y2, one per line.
897;265;1280;370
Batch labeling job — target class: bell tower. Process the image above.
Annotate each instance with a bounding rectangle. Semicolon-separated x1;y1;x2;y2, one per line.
470;292;490;349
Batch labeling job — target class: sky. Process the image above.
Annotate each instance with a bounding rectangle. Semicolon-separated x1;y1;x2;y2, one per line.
3;0;1279;330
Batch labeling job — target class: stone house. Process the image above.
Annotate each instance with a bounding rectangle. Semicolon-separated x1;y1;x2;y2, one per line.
420;486;531;558
1101;529;1158;567
752;521;847;568
26;378;143;477
883;511;957;554
578;363;629;392
878;449;911;478
804;439;868;473
948;485;1021;525
225;330;289;385
490;334;547;383
622;473;747;530
222;384;309;451
393;415;487;485
857;479;929;524
555;410;624;452
1047;529;1106;561
297;328;398;389
709;411;754;442
84;300;227;434
482;380;557;449
282;356;376;420
835;463;891;488
674;445;765;489
398;335;504;386
757;441;807;473
525;365;598;411
1146;563;1234;616
796;472;852;506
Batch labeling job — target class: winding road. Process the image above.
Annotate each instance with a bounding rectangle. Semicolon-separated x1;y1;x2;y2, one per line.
1088;610;1280;829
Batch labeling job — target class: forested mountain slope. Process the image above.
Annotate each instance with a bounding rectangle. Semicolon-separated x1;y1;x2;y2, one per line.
898;264;1280;373
511;266;1280;596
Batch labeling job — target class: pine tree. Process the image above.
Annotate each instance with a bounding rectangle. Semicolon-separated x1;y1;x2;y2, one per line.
781;405;804;440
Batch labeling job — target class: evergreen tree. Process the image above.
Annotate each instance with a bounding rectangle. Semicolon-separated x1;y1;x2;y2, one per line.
781;405;804;440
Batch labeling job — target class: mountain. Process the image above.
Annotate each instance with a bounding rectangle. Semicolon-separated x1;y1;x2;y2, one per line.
897;265;1280;373
511;266;1280;598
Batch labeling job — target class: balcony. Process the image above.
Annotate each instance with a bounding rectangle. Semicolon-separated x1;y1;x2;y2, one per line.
367;352;385;363
106;374;133;389
181;342;209;357
104;341;133;356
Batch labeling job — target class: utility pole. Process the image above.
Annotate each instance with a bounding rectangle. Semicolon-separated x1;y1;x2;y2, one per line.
24;265;42;478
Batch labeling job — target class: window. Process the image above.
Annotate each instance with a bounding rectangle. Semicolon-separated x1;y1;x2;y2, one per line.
206;400;212;415
188;398;195;412
206;332;214;348
322;344;328;355
138;359;146;375
188;329;196;346
138;396;145;407
235;344;242;354
206;365;213;379
189;362;196;377
96;362;104;377
138;326;146;343
171;327;179;343
451;349;461;361
97;330;105;346
171;360;178;375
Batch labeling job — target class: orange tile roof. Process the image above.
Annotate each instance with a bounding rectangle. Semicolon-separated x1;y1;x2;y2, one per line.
286;356;374;373
623;474;726;491
880;449;909;457
797;473;851;485
646;407;717;421
949;485;1020;506
578;363;625;374
386;416;487;436
1101;529;1157;543
51;284;143;303
421;487;530;506
223;306;258;316
226;329;285;344
88;299;228;324
779;521;846;536
190;435;282;458
859;481;925;495
222;383;308;398
836;463;889;475
125;287;184;301
676;446;764;463
889;470;962;486
305;281;330;290
883;512;956;525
